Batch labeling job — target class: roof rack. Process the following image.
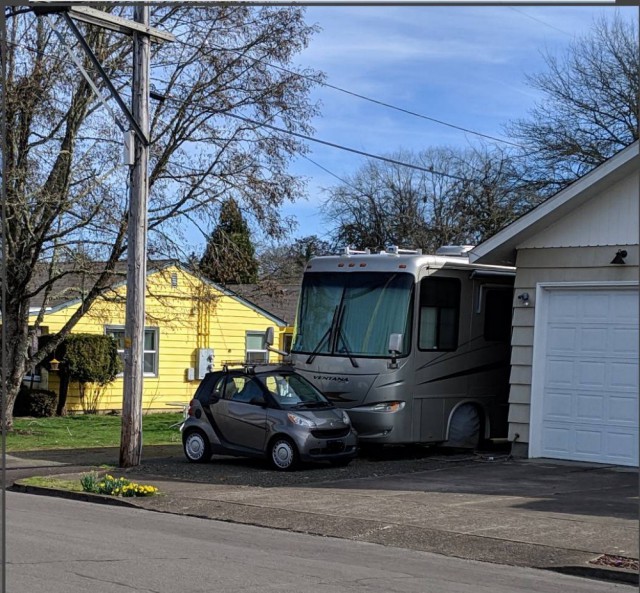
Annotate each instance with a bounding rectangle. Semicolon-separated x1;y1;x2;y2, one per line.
221;361;291;373
384;246;423;256
343;246;371;256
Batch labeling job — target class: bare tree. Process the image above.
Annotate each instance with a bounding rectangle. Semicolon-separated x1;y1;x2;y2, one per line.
322;154;432;252
257;235;334;283
323;146;538;252
507;13;639;189
2;5;322;427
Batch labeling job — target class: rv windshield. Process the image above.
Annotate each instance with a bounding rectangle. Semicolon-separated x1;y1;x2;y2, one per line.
293;272;414;358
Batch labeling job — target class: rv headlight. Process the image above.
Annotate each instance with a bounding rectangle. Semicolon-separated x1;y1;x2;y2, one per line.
363;401;406;413
287;413;316;428
341;410;351;425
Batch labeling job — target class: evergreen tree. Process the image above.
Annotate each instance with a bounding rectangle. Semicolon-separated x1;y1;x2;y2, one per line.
200;199;259;284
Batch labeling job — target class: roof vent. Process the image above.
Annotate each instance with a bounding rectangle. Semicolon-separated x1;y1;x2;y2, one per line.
435;245;475;257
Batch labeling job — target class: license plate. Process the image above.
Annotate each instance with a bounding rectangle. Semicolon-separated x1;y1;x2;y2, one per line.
327;440;345;453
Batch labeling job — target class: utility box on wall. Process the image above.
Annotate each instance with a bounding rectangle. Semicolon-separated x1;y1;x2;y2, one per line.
196;348;214;379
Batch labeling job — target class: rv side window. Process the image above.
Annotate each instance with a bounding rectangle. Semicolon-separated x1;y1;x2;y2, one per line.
484;288;513;343
418;277;460;351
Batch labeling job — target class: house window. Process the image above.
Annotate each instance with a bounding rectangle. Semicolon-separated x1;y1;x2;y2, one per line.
245;331;268;363
105;326;159;376
418;277;460;351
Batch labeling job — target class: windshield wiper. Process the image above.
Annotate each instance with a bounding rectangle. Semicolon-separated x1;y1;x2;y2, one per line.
333;303;359;368
305;305;340;365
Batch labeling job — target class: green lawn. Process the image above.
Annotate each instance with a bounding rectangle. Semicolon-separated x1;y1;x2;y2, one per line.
6;413;184;452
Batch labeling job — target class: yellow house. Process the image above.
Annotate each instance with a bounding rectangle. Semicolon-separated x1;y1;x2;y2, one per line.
30;262;293;413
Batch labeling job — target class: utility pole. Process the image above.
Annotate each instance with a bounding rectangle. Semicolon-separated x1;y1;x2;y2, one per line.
33;4;172;467
120;4;150;468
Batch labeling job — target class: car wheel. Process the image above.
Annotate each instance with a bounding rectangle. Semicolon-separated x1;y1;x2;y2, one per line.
269;436;298;471
183;429;211;463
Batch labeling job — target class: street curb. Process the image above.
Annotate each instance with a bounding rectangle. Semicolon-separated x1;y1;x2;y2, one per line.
11;483;141;510
12;480;639;586
547;565;639;586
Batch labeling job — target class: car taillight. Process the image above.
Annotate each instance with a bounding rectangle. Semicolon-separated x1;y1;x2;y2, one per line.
187;400;196;416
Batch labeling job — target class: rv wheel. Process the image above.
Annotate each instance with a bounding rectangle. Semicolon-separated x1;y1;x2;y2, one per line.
447;404;481;449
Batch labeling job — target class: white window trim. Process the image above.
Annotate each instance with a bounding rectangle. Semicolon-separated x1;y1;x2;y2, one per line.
245;330;268;363
105;326;160;378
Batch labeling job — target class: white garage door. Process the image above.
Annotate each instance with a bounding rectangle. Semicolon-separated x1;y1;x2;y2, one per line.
533;287;638;466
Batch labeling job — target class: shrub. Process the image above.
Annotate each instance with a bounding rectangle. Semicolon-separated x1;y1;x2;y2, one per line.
14;386;57;418
64;334;122;414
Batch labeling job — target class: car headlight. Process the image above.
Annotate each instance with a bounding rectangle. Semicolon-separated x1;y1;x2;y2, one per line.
341;410;351;424
287;413;316;428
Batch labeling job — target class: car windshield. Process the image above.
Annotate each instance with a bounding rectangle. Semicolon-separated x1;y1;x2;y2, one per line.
259;373;333;409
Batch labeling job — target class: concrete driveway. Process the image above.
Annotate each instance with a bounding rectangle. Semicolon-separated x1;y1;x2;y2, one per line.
8;445;639;585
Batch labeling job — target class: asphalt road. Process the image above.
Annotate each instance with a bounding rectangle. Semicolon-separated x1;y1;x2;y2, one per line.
5;492;633;593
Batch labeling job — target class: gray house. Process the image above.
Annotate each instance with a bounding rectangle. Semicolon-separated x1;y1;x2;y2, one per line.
470;141;639;467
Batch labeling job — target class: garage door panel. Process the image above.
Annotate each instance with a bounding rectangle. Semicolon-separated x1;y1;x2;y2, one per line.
579;328;609;354
534;287;639;467
576;361;605;388
545;359;574;387
612;293;640;323
610;362;638;391
548;293;578;320
611;328;639;354
575;429;603;455
541;425;571;455
575;394;604;421
607;431;638;464
543;391;572;419
608;395;637;424
580;293;611;321
547;327;576;353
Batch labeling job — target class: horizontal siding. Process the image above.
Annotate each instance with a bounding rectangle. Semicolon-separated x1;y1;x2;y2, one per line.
509;365;532;386
508;403;530;425
508;384;531;405
511;326;534;347
516;245;638;271
32;266;292;413
510;346;532;366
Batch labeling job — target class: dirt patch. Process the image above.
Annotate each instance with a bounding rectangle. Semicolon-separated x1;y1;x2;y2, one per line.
590;554;639;572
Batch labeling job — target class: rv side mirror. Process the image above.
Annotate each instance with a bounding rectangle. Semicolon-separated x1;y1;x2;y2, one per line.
264;327;275;348
388;333;403;354
388;333;403;369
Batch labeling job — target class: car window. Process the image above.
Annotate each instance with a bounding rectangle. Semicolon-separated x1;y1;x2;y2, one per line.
225;376;265;405
195;373;221;405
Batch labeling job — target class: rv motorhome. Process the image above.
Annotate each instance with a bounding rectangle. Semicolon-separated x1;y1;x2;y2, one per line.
289;246;515;448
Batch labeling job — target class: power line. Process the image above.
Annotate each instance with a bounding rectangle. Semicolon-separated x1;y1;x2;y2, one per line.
170;34;524;149
8;35;488;184
509;7;574;37
161;91;472;183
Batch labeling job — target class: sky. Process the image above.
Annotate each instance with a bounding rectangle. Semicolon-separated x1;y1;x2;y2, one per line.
270;5;637;245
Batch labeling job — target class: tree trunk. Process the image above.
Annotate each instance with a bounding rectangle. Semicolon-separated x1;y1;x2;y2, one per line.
56;371;69;416
3;300;30;430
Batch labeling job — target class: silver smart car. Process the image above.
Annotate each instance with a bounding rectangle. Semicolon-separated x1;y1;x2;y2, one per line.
181;365;358;470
